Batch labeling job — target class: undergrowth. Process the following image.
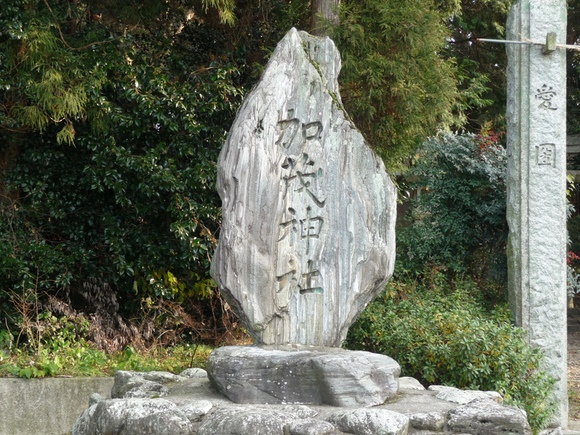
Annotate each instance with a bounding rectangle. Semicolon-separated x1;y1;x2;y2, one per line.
0;284;245;378
0;339;212;379
345;274;556;433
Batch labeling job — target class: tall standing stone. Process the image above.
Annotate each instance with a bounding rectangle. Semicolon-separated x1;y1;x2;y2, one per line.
211;28;397;347
506;0;568;426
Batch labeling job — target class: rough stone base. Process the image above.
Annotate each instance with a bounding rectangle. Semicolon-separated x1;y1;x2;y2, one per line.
73;365;536;435
207;346;400;407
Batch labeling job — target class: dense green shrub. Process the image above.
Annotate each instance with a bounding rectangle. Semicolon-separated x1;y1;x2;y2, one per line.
331;0;464;169
397;132;507;283
0;0;255;348
345;276;555;431
569;215;580;258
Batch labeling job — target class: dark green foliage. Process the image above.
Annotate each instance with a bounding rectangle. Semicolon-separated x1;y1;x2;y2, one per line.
345;277;556;432
0;0;97;143
0;0;240;142
331;0;464;169
325;0;517;169
570;215;580;259
0;0;252;346
568;0;580;136
1;58;238;299
0;0;319;349
447;0;515;130
398;132;508;283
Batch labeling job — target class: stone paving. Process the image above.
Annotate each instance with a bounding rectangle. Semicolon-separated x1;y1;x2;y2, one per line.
567;307;580;433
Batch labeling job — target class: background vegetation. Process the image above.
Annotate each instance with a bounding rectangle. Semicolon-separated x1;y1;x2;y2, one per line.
346;277;555;431
2;0;579;431
0;0;510;355
346;133;553;431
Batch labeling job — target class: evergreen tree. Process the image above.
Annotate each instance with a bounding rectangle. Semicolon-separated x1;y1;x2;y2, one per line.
331;0;464;169
567;0;580;136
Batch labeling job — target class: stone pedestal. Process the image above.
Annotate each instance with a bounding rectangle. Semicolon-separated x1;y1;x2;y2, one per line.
506;0;568;426
73;369;533;435
206;346;400;407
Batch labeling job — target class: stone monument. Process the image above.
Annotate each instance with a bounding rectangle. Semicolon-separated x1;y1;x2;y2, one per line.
210;27;397;348
506;0;568;426
208;27;399;406
71;28;538;435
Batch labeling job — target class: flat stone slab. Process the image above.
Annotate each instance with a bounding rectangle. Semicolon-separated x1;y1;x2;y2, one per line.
428;385;503;404
206;346;400;407
73;368;535;435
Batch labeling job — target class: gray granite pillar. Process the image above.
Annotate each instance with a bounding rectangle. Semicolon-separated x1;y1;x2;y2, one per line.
506;0;568;427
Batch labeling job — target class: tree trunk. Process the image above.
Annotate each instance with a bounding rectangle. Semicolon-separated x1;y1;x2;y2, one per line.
311;0;340;36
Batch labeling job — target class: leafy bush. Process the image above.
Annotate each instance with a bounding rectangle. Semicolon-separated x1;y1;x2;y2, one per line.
397;131;507;283
569;216;580;259
345;276;556;432
331;0;465;169
0;0;300;351
0;6;248;347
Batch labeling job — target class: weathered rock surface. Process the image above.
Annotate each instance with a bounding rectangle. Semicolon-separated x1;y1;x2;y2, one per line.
73;369;541;435
408;412;446;432
285;419;342;435
172;399;212;422
398;377;425;391
72;398;193;435
207;346;400;407
428;385;503;405
111;370;187;399
447;398;532;435
328;409;409;435
211;27;397;347
198;406;318;435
